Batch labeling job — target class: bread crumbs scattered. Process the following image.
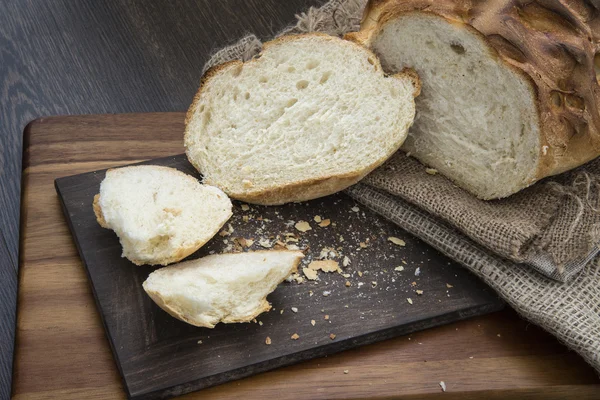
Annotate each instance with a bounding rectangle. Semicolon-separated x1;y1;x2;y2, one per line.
303;268;318;280
329;333;336;340
371;281;377;288
402;260;407;265
343;256;350;267
323;291;331;297
291;307;298;313
339;235;344;242
291;333;299;340
265;337;272;345
219;224;234;236
295;221;312;232
416;290;424;295
308;260;339;273
407;298;413;305
324;315;330;320
259;238;272;248
358;271;363;277
394;266;404;272
351;206;359;212
319;219;331;227
240;238;254;248
344;370;349;374
415;267;421;276
446;283;454;288
388;237;406;246
286;244;300;251
345;281;351;287
342;273;351;278
309;290;314;296
241;204;250;211
439;381;446;392
411;281;417;286
311;320;316;326
259;321;263;326
359;242;367;248
197;340;202;344
314;215;322;223
242;215;249;222
426;168;438;175
280;310;284;314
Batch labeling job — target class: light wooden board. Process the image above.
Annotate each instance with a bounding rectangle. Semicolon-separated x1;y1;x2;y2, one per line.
15;113;600;400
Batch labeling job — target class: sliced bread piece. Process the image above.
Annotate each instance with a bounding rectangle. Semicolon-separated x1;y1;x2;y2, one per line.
142;250;304;328
185;33;420;205
93;165;232;266
347;0;600;199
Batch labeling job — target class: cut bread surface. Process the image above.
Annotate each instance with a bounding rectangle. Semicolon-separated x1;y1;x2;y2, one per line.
366;13;540;199
372;13;540;199
143;250;304;328
185;33;419;205
94;165;232;266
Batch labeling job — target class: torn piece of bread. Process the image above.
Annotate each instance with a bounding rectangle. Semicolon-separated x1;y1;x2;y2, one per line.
93;165;232;266
142;250;304;328
348;0;600;199
185;33;420;205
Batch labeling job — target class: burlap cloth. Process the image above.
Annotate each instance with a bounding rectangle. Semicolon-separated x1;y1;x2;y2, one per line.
201;0;600;373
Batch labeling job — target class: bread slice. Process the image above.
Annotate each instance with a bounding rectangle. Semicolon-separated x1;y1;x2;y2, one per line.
93;165;232;266
142;250;304;328
185;33;420;205
348;1;600;199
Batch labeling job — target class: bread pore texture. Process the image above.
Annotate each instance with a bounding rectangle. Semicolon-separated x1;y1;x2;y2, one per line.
93;165;232;266
349;0;600;199
185;33;419;205
142;250;304;328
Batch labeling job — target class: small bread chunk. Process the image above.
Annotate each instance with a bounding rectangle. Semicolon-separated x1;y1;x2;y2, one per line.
93;165;232;266
185;33;419;205
143;250;304;328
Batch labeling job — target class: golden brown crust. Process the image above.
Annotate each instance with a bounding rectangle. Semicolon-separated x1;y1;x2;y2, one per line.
92;194;109;228
184;33;418;204
353;0;600;183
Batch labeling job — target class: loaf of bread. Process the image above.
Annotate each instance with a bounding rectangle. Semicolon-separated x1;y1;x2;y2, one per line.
185;33;420;205
94;165;232;266
143;250;304;328
347;0;600;199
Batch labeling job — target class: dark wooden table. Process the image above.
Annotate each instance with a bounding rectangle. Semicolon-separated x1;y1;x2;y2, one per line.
0;1;324;398
3;1;599;399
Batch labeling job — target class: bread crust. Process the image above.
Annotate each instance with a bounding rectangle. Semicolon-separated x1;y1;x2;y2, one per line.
184;33;420;205
144;250;303;328
348;0;600;187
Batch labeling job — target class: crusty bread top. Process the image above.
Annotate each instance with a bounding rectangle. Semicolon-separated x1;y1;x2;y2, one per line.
349;0;600;180
184;33;420;205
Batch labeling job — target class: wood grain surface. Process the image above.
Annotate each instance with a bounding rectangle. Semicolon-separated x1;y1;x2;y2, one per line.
15;113;600;399
0;1;323;397
56;153;502;399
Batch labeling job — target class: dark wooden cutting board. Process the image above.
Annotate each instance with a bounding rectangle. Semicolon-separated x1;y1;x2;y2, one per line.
55;152;502;400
